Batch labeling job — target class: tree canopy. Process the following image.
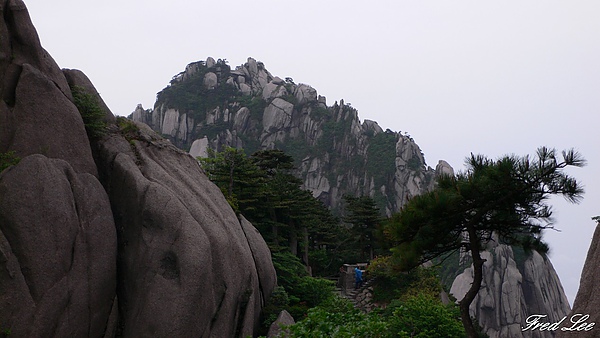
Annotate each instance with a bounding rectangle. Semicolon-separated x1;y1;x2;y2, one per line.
385;147;585;337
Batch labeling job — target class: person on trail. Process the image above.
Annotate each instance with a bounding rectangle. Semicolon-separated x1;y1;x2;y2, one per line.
354;267;363;289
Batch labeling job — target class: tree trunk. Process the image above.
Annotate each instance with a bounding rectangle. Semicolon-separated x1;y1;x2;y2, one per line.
302;226;311;275
271;223;278;246
290;230;298;256
459;227;486;338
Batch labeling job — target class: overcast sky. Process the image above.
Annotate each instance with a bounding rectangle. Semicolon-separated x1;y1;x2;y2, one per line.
25;0;599;305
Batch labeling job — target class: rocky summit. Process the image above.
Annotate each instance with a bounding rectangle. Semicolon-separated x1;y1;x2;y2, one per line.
0;1;275;337
131;57;445;215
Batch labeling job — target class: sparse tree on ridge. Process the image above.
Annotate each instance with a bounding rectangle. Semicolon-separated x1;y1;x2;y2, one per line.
385;147;585;338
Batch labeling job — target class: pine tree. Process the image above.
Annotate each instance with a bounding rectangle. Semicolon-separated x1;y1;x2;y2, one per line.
385;147;585;338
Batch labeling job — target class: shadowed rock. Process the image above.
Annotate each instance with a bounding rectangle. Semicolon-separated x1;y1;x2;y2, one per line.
0;1;276;337
557;224;600;338
0;155;117;337
0;0;96;176
95;123;276;337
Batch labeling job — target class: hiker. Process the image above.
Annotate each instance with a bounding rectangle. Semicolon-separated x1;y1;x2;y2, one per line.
354;267;363;289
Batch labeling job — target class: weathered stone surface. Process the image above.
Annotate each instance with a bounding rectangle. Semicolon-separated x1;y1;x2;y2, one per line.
435;159;454;177
206;56;216;68
557;224;600;338
233;107;251;133
450;242;570;338
362;119;383;135
204;71;218;89
267;310;295;338
262;81;288;101
263;97;294;132
161;108;180;137
294;83;317;105
0;155;117;337
95;123;276;337
189;136;209;159
1;63;97;176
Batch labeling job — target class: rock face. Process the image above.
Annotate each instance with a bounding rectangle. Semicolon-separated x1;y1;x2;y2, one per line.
0;2;276;337
267;310;295;338
556;223;600;338
450;241;571;338
132;57;437;214
96;123;276;337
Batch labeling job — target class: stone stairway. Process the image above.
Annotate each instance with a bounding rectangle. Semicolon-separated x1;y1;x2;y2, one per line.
337;278;376;312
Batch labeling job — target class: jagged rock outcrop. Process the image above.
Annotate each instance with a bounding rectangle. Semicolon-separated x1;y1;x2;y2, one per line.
132;57;437;214
267;310;295;338
450;241;571;338
0;2;276;337
556;223;600;338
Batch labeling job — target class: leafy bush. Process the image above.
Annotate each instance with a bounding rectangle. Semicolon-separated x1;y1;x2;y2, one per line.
284;293;465;338
270;252;336;320
386;294;465;338
286;296;389;338
71;85;106;139
259;286;290;335
0;151;20;172
368;256;443;303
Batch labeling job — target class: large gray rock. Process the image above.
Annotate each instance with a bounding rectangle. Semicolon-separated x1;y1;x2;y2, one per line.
267;310;295;338
0;155;117;337
0;0;96;176
0;2;277;336
450;242;570;338
95;123;276;337
0;2;117;336
557;224;600;338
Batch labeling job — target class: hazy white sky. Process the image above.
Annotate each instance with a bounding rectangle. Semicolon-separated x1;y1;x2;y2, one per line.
25;0;599;304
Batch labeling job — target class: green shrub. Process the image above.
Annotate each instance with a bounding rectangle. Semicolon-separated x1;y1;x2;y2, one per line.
0;151;20;172
368;256;443;303
387;294;465;338
71;85;107;139
259;286;290;335
286;296;389;338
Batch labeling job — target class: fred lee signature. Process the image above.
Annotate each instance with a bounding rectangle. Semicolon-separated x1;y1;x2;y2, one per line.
522;314;595;332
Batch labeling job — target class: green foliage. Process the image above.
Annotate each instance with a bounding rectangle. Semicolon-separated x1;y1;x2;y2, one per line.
0;151;20;172
157;60;237;121
198;147;263;212
310;106;330;120
343;195;384;261
116;117;141;142
406;156;423;171
367;256;443;303
259;286;290;335
286;296;389;338
386;294;465;338
281;93;298;106
238;95;268;122
285;293;465;338
270;251;335;320
366;131;397;187
71;85;106;139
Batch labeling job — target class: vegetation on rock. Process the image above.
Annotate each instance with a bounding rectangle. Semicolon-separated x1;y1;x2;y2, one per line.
71;85;107;139
0;151;20;172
